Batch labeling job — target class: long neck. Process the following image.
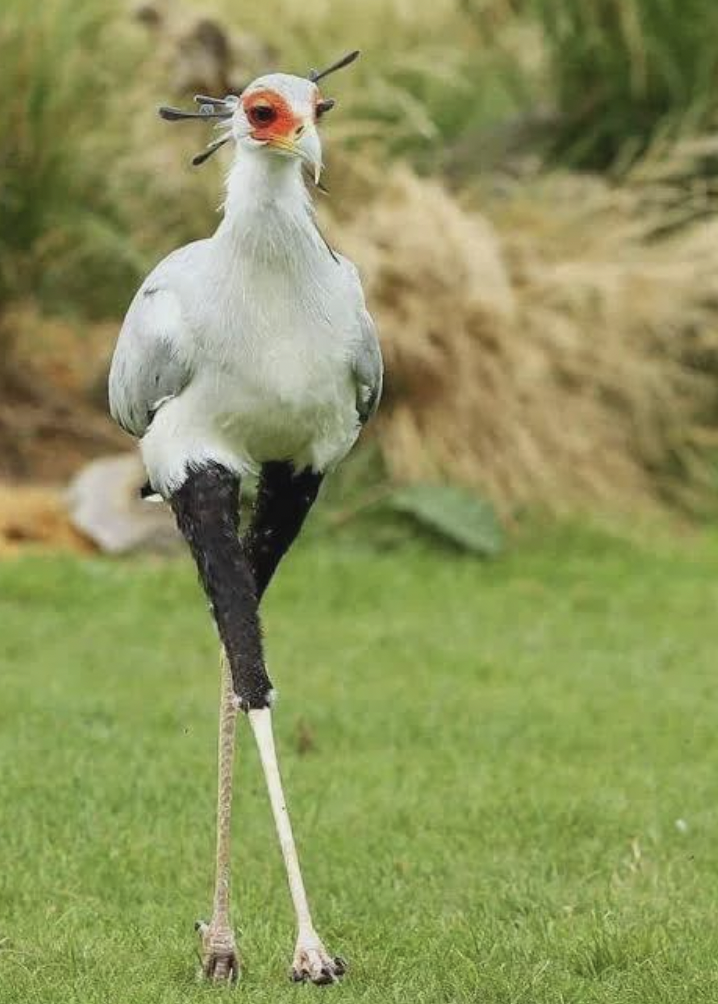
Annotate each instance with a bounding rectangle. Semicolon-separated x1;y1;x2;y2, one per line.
216;150;324;268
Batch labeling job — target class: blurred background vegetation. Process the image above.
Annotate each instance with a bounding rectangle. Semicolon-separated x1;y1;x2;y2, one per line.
2;0;718;550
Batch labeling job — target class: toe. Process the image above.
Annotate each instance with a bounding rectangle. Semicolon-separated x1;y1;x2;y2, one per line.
212;960;229;983
290;954;346;985
228;956;240;984
204;951;239;984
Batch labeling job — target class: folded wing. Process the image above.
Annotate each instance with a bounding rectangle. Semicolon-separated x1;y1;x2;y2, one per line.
352;307;383;424
109;284;192;438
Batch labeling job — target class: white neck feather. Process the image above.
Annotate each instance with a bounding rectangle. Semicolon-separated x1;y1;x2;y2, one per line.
216;150;324;269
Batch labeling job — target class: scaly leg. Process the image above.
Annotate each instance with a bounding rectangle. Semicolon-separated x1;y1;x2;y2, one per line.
170;463;271;984
196;648;240;982
249;707;346;985
171;462;340;984
245;464;342;982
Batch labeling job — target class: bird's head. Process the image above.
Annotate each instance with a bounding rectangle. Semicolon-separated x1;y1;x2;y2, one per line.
159;51;359;185
231;74;327;184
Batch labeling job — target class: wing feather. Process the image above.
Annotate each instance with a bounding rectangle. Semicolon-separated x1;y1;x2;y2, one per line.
336;253;383;424
108;284;191;438
353;307;383;424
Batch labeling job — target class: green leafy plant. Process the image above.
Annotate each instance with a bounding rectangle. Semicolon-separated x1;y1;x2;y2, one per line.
385;483;504;556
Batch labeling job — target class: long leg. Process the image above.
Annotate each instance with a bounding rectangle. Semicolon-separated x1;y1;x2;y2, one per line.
244;464;344;981
243;465;343;982
249;707;346;984
171;462;341;984
196;649;240;982
244;462;322;602
170;463;271;983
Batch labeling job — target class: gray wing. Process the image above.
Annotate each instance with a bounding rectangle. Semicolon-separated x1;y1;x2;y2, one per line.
108;284;191;438
353;307;383;424
338;251;383;424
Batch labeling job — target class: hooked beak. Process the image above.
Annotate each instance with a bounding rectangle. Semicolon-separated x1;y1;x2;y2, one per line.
266;123;323;185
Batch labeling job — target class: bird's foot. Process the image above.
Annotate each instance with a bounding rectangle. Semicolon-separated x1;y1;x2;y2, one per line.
290;929;346;985
196;919;240;984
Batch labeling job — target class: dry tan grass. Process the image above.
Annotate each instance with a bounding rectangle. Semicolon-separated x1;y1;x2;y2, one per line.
0;306;124;483
0;484;95;556
118;1;718;516
333;166;718;514
8;0;718;519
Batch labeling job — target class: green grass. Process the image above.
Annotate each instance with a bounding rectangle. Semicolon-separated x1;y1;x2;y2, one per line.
1;525;718;1002
531;0;718;169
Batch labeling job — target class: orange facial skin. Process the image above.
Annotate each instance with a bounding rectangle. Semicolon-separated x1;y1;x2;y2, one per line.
243;89;303;142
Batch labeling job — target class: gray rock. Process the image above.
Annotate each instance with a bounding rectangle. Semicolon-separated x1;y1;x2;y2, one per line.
67;453;181;554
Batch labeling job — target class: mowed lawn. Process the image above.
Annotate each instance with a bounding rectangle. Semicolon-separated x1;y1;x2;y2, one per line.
1;525;718;1003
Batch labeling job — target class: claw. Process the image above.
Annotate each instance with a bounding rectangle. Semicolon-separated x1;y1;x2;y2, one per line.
290;933;346;985
196;919;240;984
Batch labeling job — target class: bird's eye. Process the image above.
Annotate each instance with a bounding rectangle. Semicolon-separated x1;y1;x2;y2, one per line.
248;104;277;126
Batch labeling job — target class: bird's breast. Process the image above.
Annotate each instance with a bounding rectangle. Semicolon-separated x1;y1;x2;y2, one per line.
195;294;356;468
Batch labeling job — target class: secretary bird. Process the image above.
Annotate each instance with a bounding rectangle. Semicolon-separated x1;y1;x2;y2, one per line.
108;50;382;985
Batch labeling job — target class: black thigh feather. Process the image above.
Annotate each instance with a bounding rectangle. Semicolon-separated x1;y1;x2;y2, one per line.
244;462;323;602
170;462;272;711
